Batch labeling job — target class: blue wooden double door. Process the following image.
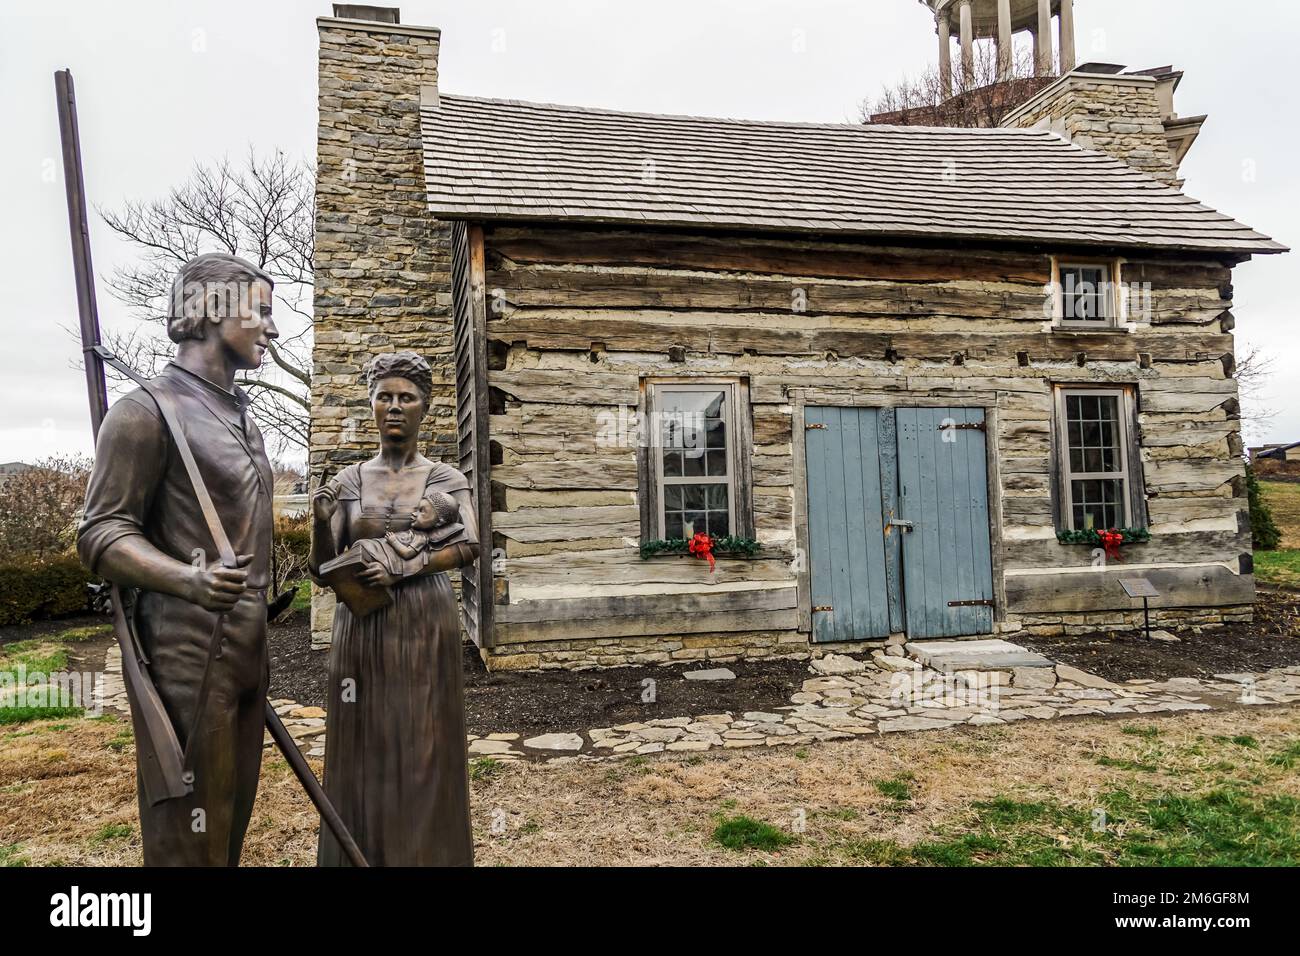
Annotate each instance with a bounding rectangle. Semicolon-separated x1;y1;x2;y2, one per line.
805;406;994;642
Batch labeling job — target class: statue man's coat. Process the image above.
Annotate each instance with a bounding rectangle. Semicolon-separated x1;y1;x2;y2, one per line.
78;362;273;866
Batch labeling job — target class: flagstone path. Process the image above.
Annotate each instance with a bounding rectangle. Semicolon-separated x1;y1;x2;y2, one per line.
99;643;1300;764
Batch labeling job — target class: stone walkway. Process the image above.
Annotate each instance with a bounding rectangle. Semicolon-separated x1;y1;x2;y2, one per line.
99;643;1300;764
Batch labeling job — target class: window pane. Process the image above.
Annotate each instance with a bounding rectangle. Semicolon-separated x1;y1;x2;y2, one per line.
1071;479;1124;530
1066;393;1122;476
662;391;723;442
683;448;706;477
1062;266;1109;322
655;387;734;542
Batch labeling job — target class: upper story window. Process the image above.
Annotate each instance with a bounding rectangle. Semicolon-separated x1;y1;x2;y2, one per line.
1053;258;1123;330
640;379;754;542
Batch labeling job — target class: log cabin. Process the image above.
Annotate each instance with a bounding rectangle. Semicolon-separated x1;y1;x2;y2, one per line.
310;6;1286;669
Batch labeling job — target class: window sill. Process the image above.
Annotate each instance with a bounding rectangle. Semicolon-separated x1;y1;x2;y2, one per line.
639;537;762;561
1053;324;1130;334
1056;528;1151;546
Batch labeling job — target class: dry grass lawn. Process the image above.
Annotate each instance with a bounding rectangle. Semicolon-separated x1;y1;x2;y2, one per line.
1259;481;1300;589
2;704;1298;866
1262;480;1300;549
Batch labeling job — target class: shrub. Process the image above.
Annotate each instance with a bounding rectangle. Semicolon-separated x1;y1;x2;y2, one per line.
271;514;311;605
0;455;92;561
0;554;93;627
1247;464;1283;552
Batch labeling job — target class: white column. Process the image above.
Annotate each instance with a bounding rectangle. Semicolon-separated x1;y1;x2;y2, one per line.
1059;0;1076;73
938;16;952;98
997;0;1013;81
959;0;974;87
1036;0;1053;74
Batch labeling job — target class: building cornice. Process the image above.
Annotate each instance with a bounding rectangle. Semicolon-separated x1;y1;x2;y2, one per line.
316;16;441;39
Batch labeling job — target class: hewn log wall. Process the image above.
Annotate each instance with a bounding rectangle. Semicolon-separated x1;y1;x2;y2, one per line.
475;223;1252;665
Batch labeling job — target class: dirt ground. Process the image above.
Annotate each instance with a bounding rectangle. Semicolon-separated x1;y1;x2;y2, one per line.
2;704;1296;866
1018;588;1300;682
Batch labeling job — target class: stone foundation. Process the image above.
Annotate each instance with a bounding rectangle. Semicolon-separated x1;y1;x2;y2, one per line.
1003;605;1253;638
482;630;818;672
476;603;1255;672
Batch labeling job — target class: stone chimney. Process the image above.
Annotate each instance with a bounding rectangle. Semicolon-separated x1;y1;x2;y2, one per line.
999;65;1205;187
312;6;452;645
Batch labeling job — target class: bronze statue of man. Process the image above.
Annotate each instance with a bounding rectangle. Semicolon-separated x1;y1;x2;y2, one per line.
78;252;279;866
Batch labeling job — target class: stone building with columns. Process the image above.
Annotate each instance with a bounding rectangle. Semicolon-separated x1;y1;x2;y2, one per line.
930;0;1077;92
310;4;1284;669
870;1;1208;190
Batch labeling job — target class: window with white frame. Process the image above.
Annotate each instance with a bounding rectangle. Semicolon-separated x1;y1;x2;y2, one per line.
1056;387;1138;531
1055;259;1121;328
643;381;747;540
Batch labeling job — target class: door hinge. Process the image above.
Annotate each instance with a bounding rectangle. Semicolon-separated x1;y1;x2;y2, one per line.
939;421;986;432
948;599;995;608
806;423;828;430
813;605;834;613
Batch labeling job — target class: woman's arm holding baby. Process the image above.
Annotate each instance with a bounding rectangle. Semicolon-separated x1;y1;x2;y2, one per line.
413;488;480;574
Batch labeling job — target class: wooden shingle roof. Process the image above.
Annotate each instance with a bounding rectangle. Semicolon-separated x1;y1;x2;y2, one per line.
420;94;1286;255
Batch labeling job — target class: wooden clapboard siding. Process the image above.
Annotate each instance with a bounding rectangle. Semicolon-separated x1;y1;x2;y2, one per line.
504;549;796;593
1003;530;1251;571
465;221;1252;648
449;222;494;648
495;584;797;624
1005;566;1254;613
493;608;800;645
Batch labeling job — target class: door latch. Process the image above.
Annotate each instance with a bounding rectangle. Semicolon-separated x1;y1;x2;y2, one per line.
888;518;914;532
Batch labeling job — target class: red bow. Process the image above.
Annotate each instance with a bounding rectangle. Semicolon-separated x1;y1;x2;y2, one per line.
688;532;716;571
1099;529;1124;562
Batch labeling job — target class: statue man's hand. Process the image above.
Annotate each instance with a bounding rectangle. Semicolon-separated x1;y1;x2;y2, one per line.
312;485;339;522
357;561;398;588
188;554;254;612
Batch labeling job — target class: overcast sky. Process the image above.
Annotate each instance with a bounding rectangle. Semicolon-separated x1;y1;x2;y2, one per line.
2;0;1295;467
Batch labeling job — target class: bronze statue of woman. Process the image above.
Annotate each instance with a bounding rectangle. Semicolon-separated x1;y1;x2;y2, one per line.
309;352;477;866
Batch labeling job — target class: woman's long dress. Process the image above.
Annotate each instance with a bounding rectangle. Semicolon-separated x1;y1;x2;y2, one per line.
316;461;475;866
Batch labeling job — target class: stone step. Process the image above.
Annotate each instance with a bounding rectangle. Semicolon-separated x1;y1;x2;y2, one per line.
905;639;1054;671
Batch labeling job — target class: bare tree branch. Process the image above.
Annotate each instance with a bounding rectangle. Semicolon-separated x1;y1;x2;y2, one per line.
862;42;1047;128
99;149;315;454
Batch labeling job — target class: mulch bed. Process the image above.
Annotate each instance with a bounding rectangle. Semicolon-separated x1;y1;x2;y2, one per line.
1017;588;1300;683
459;656;809;737
0;613;105;646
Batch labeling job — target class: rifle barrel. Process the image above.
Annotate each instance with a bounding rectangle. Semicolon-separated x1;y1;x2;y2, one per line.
55;69;109;438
